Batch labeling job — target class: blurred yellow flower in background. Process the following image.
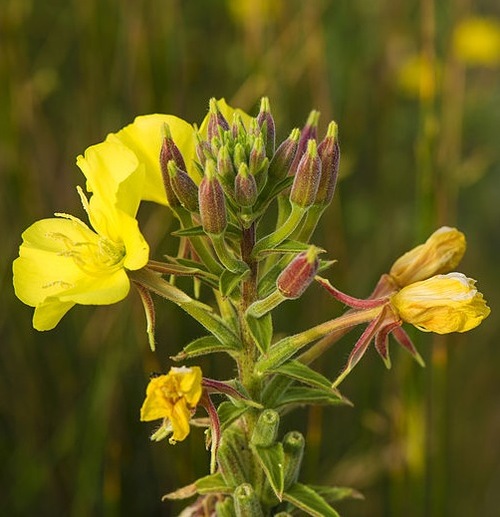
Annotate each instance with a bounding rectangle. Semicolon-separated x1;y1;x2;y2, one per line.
140;367;203;444
391;272;490;334
453;17;500;67
396;53;437;100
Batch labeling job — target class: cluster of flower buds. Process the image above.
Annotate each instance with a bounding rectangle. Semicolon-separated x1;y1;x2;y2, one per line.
158;98;340;240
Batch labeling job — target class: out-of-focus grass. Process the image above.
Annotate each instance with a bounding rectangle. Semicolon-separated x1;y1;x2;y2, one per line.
2;0;500;515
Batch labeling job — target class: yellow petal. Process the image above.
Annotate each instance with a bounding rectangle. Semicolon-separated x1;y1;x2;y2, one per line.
108;114;196;205
169;400;192;443
389;227;466;287
140;376;174;422
32;299;75;331
391;273;490;333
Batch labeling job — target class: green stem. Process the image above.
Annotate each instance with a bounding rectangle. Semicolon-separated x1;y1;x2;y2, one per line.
252;203;306;256
246;290;285;318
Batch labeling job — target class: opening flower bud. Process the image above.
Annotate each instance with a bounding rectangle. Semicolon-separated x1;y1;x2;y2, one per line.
256;96;276;157
167;160;199;212
389;226;467;287
208;97;230;141
315;121;340;206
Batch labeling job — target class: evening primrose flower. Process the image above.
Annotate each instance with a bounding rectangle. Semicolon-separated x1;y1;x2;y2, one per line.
453;17;500;67
390;272;490;333
140;367;203;444
13;140;149;330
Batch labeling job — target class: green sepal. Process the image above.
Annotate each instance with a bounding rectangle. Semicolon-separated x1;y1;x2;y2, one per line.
215;497;237;517
272;386;346;409
308;484;364;503
195;472;233;495
171;335;239;361
250;443;285;501
246;312;273;354
283;483;341;517
220;269;246;298
269;360;332;390
318;259;337;272
218;401;251;430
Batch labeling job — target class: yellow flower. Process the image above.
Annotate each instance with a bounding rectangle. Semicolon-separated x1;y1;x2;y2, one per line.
453;17;500;67
13;140;149;330
389;227;466;287
390;273;490;334
396;53;437;100
140;366;203;443
107;99;252;205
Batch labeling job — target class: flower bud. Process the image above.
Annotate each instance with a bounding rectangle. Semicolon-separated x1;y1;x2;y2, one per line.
234;484;264;517
167;160;199;212
160;129;183;207
234;163;258;207
199;160;227;234
289;139;321;208
249;135;269;189
195;130;213;167
282;431;305;489
276;246;321;299
233;142;247;170
231;111;246;140
268;128;300;181
208;98;230;141
315;121;340;206
389;227;467;287
251;409;280;447
289;110;320;176
256;96;276;157
390;272;490;333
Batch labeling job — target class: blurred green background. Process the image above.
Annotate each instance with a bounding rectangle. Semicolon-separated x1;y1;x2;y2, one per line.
2;0;500;515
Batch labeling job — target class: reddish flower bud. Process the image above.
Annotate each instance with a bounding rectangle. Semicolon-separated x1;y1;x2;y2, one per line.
198;160;228;234
234;163;258;207
276;246;320;299
289;110;320;176
159;128;182;207
208;98;230;141
315;121;340;206
167;161;199;212
256;97;276;157
289;139;321;208
268;128;300;181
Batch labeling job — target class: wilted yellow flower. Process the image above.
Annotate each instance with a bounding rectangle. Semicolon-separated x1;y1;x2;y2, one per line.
13;140;149;330
140;366;203;443
391;273;490;334
453;17;500;67
389;227;466;287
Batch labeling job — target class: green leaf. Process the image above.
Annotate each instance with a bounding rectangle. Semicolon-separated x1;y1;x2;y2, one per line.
217;401;250;430
247;312;273;354
171;225;205;237
269;360;332;390
219;269;246;298
308;485;364;503
251;443;285;500
171;335;239;361
283;483;341;517
258;239;325;256
272;386;346;409
195;472;233;495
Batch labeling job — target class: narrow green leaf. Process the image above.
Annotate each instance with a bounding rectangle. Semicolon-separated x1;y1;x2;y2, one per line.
217;401;250;430
219;269;246;298
247;312;273;354
283;483;340;517
257;239;325;256
269;360;332;390
273;386;346;409
308;484;364;503
171;335;239;361
251;443;285;500
195;472;233;495
171;225;205;237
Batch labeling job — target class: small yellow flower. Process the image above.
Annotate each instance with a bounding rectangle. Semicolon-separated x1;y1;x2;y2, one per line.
389;227;466;287
140;366;203;443
391;273;490;334
396;53;437;100
453;17;500;67
13;140;149;330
